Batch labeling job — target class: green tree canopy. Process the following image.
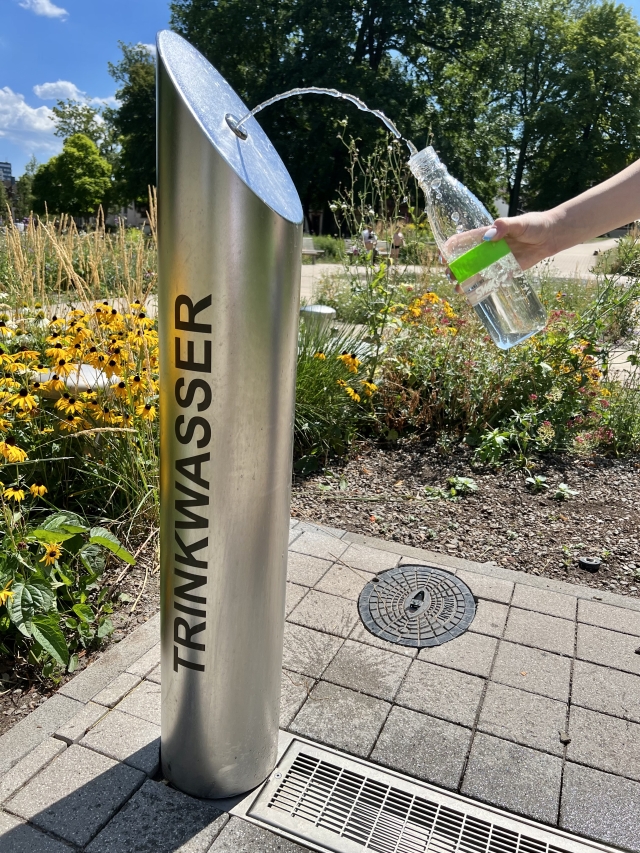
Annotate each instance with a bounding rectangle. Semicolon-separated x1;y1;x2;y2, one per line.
32;134;112;218
0;180;8;221
13;156;38;219
107;43;156;209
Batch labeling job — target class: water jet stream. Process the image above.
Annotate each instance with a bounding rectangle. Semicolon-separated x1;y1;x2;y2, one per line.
228;86;418;155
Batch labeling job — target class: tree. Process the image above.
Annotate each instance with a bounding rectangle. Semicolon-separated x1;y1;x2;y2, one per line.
168;0;502;224
13;156;38;219
52;101;105;147
0;180;8;222
31;134;112;218
107;43;156;208
528;1;640;209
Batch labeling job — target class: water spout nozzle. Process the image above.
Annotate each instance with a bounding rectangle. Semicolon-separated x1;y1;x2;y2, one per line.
225;113;248;140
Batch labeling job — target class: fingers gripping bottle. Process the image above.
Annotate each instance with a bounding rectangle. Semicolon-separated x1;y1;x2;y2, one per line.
409;146;547;349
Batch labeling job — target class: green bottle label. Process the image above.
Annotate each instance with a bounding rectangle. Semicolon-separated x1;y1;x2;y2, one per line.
448;238;511;283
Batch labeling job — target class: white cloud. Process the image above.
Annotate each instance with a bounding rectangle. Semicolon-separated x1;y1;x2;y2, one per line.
18;0;68;19
33;80;85;101
0;87;59;154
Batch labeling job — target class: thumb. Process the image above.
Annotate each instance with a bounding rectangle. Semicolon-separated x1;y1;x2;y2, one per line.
484;217;527;242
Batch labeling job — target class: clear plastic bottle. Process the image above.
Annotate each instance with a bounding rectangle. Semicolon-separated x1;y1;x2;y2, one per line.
409;146;547;349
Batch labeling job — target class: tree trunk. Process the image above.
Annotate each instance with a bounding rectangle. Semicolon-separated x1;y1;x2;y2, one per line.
509;131;529;216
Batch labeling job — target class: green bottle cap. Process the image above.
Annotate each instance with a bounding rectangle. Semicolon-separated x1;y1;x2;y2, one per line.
448;238;511;283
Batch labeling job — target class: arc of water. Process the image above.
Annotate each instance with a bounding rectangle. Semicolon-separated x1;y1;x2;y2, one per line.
233;86;418;155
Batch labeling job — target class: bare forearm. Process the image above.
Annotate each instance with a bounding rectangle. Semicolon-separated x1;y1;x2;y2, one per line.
549;159;640;251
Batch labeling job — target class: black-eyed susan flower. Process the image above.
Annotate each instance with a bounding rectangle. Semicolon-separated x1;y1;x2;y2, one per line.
55;394;85;415
345;387;361;402
313;352;326;360
30;481;47;498
114;381;127;399
0;438;28;462
9;388;38;412
54;358;73;377
59;414;84;432
337;352;361;374
42;374;66;393
3;486;25;502
135;402;156;421
361;380;377;397
0;580;14;606
40;543;62;566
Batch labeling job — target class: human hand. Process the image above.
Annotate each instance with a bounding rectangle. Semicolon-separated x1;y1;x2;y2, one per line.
480;211;560;270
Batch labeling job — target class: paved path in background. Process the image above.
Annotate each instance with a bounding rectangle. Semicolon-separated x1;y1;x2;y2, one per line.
301;240;620;301
1;523;639;851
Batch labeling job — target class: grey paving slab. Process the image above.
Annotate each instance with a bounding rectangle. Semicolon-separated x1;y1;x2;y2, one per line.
85;779;228;853
560;763;640;853
53;702;109;746
282;622;343;678
314;562;371;601
322;639;411;701
59;615;159;703
491;641;572;702
288;526;349;561
285;582;307;616
93;672;142;708
146;663;161;684
287;589;359;638
418;631;497;678
0;695;82;775
567;705;640;781
0;738;66;804
115;679;161;726
477;683;566;755
572;659;640;723
299;521;346;539
126;643;160;678
80;709;160;775
0;811;73;852
280;670;314;729
371;706;472;790
457;569;513;604
468;600;509;638
6;743;144;847
349;619;418;658
286;551;332;587
395;660;484;728
578;598;640;636
339;542;400;573
461;733;562;824
290;681;390;758
511;585;577;620
577;622;640;675
209;817;312;851
503;608;575;656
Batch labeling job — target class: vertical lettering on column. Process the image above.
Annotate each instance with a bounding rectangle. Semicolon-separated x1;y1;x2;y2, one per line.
173;295;212;672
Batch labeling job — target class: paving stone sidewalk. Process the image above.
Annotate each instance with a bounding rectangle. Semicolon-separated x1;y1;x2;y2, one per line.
1;521;640;852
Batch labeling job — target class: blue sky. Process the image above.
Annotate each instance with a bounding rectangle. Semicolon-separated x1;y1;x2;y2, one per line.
0;0;170;177
2;0;640;178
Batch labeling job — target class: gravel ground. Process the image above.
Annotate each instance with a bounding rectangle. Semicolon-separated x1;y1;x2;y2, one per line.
292;441;640;596
0;532;159;737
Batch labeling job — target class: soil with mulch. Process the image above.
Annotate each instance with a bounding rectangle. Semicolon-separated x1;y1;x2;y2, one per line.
0;533;159;737
291;440;640;597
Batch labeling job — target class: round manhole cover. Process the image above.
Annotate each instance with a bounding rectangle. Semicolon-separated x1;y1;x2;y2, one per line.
358;565;476;648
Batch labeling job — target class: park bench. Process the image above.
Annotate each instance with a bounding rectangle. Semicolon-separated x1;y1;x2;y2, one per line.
302;236;325;264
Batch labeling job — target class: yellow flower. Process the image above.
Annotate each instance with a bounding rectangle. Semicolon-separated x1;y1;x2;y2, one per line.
361;380;377;397
114;381;128;399
55;394;85;415
53;358;73;377
425;292;440;304
0;580;13;607
0;321;13;337
30;481;47;498
40;543;62;566
345;387;361;402
0;438;27;462
59;414;85;432
313;352;326;360
337;379;347;388
3;487;25;502
42;374;66;393
135;402;156;421
337;352;361;374
9;388;38;412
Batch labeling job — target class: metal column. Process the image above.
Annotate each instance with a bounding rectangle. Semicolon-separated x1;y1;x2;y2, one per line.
156;30;303;798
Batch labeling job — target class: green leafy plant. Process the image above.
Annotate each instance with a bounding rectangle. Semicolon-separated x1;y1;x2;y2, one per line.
525;474;548;492
0;509;135;675
554;483;579;501
447;476;478;496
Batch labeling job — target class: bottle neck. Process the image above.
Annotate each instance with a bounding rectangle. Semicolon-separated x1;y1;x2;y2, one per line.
408;146;446;185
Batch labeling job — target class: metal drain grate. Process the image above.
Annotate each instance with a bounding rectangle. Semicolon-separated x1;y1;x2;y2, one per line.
358;565;476;648
249;740;615;853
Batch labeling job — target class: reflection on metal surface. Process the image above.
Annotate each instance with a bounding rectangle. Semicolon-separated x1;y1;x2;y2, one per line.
157;30;303;799
358;565;475;648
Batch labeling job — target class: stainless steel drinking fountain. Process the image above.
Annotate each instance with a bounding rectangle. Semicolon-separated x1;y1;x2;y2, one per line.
156;30;303;799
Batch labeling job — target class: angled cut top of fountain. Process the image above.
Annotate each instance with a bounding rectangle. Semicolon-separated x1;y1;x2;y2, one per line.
156;30;303;225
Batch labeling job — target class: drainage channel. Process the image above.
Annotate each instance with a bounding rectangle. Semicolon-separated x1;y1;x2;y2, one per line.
247;738;619;853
